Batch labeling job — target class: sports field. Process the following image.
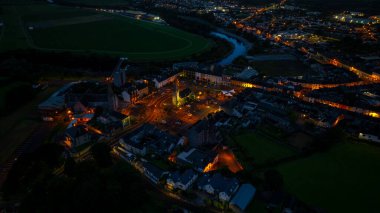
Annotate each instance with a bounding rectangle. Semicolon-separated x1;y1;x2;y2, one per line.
60;0;132;6
0;4;212;61
277;142;380;213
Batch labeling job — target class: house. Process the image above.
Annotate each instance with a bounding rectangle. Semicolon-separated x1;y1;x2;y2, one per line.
197;173;240;202
166;169;198;191
119;134;147;156
308;111;344;128
235;66;259;80
89;110;130;137
113;145;137;165
65;81;109;109
65;125;93;148
139;162;168;184
121;83;149;104
71;101;90;114
188;118;223;147
229;184;256;213
119;124;179;156
153;72;181;89
176;148;218;172
108;111;130;127
358;133;380;143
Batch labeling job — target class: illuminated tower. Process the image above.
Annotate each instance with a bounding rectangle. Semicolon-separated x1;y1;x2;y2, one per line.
172;79;180;107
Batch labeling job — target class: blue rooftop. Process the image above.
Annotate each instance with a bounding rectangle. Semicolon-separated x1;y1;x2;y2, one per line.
230;183;256;211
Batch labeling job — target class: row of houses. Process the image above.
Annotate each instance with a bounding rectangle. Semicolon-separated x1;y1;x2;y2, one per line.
114;144;256;212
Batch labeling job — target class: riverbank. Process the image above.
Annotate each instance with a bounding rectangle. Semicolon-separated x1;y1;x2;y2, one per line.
211;32;248;66
179;16;253;50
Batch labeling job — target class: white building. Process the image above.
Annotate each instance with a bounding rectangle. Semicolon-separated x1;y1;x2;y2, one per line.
358;133;380;143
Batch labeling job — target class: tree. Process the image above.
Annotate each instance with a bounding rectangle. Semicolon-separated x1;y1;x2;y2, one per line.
264;169;284;191
91;142;113;168
2;144;64;200
315;127;347;151
19;161;155;213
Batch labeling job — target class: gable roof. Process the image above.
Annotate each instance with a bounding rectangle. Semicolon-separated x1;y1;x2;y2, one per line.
66;125;88;138
142;162;166;179
198;173;239;195
230;184;256;211
122;124;178;154
109;111;129;120
170;169;197;184
177;148;217;170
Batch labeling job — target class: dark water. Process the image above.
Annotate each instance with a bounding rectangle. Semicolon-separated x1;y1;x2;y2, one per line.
211;32;248;66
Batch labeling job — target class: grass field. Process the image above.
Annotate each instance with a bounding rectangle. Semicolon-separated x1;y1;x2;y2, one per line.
60;0;132;6
0;4;212;61
277;142;380;213
234;132;296;165
252;60;311;77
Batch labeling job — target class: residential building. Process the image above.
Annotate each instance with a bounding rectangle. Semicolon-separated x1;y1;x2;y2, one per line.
119;124;179;156
139;162;168;184
197;173;240;202
176;148;217;172
166;169;198;191
229;184;256;213
65;125;93;148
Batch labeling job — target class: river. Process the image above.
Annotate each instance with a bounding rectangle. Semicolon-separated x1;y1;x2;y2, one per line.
210;32;249;66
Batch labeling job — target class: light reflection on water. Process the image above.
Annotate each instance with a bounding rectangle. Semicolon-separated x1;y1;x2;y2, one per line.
211;32;248;66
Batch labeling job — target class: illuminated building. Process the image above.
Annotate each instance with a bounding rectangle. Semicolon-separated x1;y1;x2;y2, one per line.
172;79;193;107
176;148;218;172
358;133;380;143
112;61;128;88
173;79;180;107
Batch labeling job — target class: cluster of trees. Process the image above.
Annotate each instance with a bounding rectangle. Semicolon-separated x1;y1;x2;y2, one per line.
2;143;159;212
0;82;37;115
193;37;233;63
0;50;119;115
0;50;118;81
332;36;380;55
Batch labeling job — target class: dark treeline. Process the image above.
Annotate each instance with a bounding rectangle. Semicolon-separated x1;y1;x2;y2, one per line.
0;50;118;115
0;50;118;80
2;143;161;213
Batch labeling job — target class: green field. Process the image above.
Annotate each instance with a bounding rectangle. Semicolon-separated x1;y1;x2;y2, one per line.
277;142;380;213
0;4;212;61
234;132;296;165
60;0;132;6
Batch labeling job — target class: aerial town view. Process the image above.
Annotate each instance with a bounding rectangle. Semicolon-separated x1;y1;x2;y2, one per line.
0;0;379;212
